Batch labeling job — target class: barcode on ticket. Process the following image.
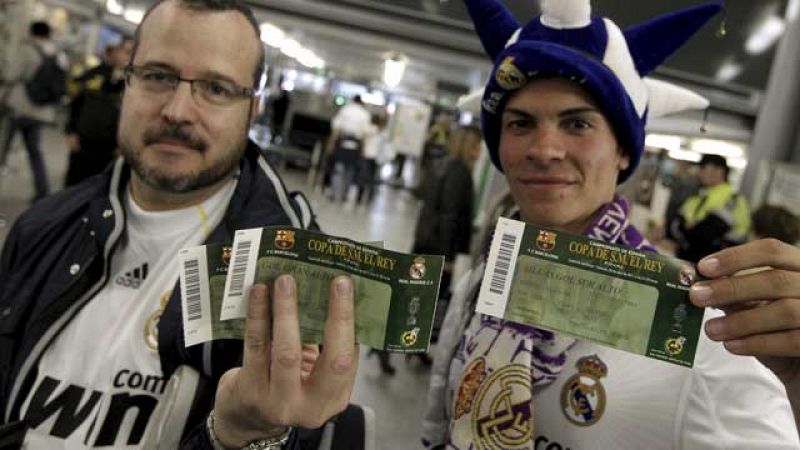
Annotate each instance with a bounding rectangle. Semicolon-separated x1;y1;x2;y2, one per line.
477;218;525;318
489;232;518;295
227;240;252;297
183;258;202;321
179;246;212;347
221;227;263;320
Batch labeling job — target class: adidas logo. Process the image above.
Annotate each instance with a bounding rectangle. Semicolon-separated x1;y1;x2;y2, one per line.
116;263;149;289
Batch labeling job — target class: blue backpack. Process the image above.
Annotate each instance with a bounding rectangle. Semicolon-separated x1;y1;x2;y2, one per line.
25;44;67;105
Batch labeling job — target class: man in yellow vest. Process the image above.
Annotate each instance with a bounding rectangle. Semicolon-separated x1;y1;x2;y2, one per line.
671;154;751;262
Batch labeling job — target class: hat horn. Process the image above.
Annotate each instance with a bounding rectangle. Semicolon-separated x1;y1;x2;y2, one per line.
540;0;592;29
625;1;724;76
464;0;521;60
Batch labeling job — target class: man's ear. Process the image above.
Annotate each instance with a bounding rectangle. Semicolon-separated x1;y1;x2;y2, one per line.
618;147;631;171
249;94;262;125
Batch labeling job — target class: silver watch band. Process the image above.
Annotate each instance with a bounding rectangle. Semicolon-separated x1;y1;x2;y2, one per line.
206;409;293;450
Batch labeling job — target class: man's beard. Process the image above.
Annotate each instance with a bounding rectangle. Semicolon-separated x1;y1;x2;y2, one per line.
119;122;245;193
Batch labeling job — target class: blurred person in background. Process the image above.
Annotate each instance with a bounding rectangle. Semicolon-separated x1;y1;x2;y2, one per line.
413;125;481;302
0;21;67;202
64;37;133;186
415;112;453;198
669;154;751;262
356;113;386;205
370;126;481;374
326;95;371;203
752;204;800;245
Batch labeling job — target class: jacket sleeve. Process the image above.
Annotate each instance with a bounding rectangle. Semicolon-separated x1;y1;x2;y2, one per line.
65;91;86;134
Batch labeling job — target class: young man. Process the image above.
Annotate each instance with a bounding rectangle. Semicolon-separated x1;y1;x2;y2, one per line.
0;0;357;448
422;1;800;448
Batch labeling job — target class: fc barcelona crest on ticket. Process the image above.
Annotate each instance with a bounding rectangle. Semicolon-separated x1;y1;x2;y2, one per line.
535;230;557;252
274;230;295;250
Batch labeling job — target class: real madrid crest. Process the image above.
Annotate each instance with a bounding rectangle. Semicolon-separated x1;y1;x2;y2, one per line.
536;230;558;252
144;290;171;352
274;230;295;250
560;355;607;427
495;56;526;91
470;364;534;450
409;257;426;280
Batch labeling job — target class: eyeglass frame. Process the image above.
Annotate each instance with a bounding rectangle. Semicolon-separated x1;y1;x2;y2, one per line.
123;64;256;107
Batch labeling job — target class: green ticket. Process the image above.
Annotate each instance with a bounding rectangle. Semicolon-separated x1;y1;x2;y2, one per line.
477;217;705;367
204;227;445;352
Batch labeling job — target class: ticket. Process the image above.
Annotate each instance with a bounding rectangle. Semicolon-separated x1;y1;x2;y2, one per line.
477;218;705;367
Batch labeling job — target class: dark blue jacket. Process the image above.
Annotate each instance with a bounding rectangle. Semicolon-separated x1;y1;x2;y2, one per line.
0;141;314;448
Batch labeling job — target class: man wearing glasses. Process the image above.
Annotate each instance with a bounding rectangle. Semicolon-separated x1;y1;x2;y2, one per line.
0;0;358;448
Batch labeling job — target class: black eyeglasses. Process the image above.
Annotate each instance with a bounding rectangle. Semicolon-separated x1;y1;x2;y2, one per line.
124;65;255;107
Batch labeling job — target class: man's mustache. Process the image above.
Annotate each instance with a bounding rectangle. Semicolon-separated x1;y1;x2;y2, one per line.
142;124;207;153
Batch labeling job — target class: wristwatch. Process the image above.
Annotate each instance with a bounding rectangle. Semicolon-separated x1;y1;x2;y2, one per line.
207;409;293;450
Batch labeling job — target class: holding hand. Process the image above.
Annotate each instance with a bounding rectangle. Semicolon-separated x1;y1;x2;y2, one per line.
689;239;800;406
212;274;358;448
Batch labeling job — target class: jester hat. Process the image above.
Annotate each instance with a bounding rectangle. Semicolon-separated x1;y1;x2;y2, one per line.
467;0;723;182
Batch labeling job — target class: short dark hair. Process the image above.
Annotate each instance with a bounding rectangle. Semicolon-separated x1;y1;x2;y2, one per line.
699;153;729;179
752;205;800;244
130;0;265;89
353;95;363;105
30;22;51;38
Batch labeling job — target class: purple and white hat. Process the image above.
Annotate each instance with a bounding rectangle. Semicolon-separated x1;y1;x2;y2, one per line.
465;0;723;182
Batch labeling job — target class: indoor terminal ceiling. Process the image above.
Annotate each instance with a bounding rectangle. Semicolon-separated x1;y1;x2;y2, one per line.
240;0;789;93
61;0;791;98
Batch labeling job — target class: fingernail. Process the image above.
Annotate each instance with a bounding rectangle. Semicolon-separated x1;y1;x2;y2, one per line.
705;319;724;338
698;257;720;275
335;277;352;299
724;339;745;354
277;275;294;295
690;284;713;306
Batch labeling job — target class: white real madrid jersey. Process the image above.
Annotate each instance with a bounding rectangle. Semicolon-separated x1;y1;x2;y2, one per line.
531;314;800;450
21;178;236;448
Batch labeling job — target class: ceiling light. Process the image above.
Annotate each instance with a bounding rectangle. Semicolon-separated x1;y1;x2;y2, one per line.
106;0;123;15
745;16;786;55
280;39;301;59
645;134;682;152
259;23;284;47
689;139;745;159
297;48;324;69
123;8;144;24
668;148;702;163
383;53;408;88
716;61;742;82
